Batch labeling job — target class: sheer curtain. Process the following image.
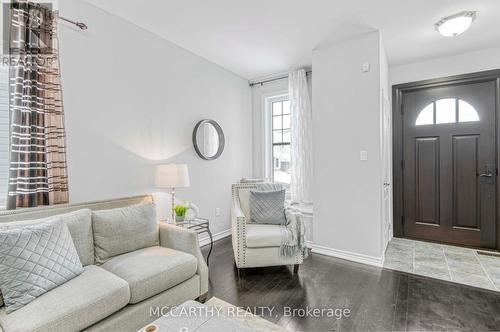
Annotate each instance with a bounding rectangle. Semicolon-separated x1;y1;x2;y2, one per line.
289;69;313;204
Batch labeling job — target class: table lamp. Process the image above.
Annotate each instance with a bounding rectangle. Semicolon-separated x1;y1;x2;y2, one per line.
155;164;190;222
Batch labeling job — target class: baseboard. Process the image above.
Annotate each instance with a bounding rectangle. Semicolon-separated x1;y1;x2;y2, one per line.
199;228;231;247
310;244;384;267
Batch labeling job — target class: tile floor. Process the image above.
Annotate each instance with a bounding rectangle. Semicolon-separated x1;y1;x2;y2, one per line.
384;237;500;291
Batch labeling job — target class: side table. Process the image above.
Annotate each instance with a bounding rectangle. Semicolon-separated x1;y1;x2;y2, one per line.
175;217;213;265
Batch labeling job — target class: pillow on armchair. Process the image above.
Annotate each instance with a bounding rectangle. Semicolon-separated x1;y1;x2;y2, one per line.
249;189;287;225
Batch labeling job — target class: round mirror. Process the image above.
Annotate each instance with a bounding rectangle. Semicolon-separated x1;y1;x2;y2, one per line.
192;120;225;160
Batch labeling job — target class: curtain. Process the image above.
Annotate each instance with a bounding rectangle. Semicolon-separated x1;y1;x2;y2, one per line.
7;1;69;209
289;69;313;204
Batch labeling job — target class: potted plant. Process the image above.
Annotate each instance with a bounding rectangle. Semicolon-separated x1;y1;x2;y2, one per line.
174;204;188;223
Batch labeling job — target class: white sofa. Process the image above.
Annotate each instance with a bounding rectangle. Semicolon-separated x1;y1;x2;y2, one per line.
231;183;304;274
0;196;208;332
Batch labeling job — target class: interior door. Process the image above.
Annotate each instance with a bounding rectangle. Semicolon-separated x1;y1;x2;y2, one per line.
402;81;497;248
382;92;392;246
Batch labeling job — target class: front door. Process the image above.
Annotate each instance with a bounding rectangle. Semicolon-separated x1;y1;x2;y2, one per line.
402;81;497;248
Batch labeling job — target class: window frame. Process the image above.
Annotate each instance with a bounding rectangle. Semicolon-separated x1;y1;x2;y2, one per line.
263;92;289;183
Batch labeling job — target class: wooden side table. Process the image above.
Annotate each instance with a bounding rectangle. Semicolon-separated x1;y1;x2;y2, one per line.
175;217;213;265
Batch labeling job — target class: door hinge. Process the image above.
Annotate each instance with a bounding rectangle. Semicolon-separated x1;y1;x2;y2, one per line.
400;102;404;114
401;160;405;170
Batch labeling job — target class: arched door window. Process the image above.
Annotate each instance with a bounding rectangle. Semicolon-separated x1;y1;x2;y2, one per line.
415;98;479;126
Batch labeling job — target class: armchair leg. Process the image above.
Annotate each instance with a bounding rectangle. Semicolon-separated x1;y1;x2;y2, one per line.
237;267;245;278
293;264;300;274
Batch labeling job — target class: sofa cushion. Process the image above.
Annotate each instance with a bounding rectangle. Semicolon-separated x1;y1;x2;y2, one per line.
246;224;284;248
0;209;94;266
101;246;197;304
0;221;84;313
92;203;159;264
0;265;129;332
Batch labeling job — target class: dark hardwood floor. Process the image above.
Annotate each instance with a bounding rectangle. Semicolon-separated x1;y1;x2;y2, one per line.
201;237;500;331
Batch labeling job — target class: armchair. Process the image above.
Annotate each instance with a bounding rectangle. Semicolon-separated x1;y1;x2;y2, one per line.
231;183;304;275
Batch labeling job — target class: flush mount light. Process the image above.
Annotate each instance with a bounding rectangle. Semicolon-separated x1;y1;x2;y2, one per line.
435;11;476;37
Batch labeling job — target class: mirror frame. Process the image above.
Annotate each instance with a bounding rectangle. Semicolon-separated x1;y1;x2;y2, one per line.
192;119;225;160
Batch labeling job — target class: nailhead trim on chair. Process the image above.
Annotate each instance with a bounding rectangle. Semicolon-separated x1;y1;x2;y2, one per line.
231;183;304;268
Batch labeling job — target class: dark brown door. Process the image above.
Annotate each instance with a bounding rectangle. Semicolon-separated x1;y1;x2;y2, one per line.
402;81;497;248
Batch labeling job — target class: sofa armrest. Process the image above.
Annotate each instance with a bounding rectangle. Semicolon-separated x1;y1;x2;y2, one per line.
159;223;208;295
231;201;247;267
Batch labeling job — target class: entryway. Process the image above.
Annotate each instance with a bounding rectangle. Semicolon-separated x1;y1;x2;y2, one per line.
393;70;500;250
384;238;500;291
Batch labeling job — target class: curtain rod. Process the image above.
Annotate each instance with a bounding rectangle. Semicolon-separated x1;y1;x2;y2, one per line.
13;2;88;30
249;70;312;87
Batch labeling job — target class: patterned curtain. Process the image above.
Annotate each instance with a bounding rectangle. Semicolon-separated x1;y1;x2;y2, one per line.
7;1;69;209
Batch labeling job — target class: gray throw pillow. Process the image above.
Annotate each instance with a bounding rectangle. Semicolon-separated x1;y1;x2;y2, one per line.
92;202;159;264
249;189;287;225
0;221;84;313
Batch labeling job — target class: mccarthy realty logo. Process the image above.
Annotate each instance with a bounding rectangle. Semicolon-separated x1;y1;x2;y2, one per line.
150;305;352;320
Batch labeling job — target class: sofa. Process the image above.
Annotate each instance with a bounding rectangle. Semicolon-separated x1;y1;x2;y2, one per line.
0;195;208;332
231;183;304;273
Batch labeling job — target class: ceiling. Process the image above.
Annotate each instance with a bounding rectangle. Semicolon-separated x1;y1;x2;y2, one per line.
86;0;500;80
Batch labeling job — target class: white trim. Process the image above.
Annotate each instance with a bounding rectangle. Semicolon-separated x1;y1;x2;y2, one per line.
199;228;231;247
310;244;385;267
262;91;288;181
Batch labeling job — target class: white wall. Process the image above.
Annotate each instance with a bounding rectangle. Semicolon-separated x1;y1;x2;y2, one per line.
58;0;252;237
312;31;386;264
390;46;500;85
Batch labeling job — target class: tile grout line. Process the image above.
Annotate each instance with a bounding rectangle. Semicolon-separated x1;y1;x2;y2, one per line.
441;245;453;281
474;251;497;291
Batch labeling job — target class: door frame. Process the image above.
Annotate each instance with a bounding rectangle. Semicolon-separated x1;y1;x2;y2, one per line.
392;69;500;249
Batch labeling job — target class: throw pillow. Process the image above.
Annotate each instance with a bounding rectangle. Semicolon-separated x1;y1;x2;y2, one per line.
249;189;287;225
92;202;159;264
0;221;84;313
0;209;94;266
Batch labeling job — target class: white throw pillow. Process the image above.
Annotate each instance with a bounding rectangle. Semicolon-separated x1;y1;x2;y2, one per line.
0;221;84;313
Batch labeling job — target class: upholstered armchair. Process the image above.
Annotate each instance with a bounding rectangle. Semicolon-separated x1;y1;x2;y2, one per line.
231;183;304;275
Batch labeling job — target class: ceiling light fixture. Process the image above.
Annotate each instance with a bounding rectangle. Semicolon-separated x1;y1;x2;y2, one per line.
435;11;476;37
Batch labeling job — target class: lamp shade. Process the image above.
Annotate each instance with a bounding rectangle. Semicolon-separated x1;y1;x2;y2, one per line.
155;164;190;188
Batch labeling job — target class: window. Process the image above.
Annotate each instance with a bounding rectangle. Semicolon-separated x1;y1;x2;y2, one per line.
0;66;9;209
415;98;480;126
271;97;291;185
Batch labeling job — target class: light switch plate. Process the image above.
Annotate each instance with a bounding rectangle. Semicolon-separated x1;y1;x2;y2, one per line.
362;62;370;73
360;150;368;161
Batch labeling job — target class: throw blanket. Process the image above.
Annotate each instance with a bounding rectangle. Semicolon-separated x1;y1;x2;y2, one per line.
256;183;308;259
282;208;308;259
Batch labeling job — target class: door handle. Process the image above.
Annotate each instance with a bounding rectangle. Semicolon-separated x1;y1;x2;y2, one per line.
479;173;493;178
384;182;391;186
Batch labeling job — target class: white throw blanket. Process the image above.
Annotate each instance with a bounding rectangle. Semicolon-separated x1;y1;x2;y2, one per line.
281;208;308;259
255;183;308;259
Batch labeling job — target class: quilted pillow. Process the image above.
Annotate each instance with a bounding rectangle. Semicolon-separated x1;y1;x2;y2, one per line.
0;221;84;313
249;189;287;225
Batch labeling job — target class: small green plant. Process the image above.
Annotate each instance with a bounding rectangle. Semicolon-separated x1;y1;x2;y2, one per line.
174;204;188;217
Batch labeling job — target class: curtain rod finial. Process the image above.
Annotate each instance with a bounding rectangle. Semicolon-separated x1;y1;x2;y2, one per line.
76;22;88;30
